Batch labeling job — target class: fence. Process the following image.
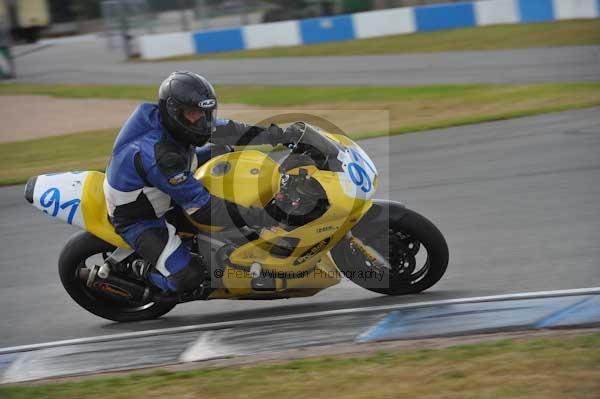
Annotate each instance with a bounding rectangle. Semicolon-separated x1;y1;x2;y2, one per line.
0;2;13;78
138;0;600;60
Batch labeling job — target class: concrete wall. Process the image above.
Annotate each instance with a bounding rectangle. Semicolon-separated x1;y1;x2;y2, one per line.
139;0;600;60
352;8;416;38
243;20;301;49
139;31;195;59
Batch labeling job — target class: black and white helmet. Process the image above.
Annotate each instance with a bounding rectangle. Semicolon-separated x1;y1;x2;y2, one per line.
158;71;218;146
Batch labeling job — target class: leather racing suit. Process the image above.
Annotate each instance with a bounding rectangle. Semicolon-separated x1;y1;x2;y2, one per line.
104;103;276;294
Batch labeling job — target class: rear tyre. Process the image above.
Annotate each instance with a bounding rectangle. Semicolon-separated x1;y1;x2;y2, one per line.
332;207;449;295
58;231;176;322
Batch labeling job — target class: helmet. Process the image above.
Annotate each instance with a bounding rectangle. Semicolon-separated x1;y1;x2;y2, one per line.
158;71;218;146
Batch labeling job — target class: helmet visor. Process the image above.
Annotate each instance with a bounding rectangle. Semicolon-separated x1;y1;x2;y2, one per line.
166;97;217;138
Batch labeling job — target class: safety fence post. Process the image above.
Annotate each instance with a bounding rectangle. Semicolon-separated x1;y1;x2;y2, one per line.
0;17;14;78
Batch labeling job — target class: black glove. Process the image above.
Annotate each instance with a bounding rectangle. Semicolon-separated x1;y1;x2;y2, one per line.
189;196;279;230
237;206;279;229
212;120;284;147
266;124;286;147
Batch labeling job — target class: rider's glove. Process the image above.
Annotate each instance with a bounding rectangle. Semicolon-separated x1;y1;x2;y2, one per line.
265;124;286;147
188;196;279;230
238;206;279;229
268;122;311;147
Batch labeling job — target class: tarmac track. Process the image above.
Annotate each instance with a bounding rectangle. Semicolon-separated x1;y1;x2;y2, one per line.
8;38;600;85
1;108;599;348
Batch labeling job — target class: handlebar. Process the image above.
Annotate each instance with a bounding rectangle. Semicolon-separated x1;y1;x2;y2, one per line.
281;122;344;172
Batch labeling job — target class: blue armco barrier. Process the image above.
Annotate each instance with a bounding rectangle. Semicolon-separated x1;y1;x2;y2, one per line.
139;0;600;59
299;15;355;44
517;0;555;22
193;28;245;54
415;2;476;32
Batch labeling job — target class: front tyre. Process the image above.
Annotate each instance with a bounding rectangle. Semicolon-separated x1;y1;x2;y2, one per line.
58;231;176;322
332;206;449;295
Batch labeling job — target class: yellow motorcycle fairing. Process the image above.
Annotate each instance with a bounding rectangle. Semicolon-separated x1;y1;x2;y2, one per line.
80;171;130;248
196;150;280;208
226;165;373;272
186;150;281;232
207;251;342;299
184;126;379;298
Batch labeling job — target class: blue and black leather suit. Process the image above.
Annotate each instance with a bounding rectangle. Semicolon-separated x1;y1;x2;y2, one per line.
104;103;273;293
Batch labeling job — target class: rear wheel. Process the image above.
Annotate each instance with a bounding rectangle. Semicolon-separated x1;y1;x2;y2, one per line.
332;207;449;295
58;231;176;322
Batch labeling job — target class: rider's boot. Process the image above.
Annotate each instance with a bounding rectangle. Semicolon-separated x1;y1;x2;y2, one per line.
169;254;213;302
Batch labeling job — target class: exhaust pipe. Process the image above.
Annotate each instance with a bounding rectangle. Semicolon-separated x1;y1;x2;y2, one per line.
79;265;150;304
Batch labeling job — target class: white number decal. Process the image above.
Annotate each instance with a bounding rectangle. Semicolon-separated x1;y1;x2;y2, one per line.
339;147;378;199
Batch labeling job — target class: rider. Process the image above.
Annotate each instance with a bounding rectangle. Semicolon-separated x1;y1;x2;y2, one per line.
103;71;284;297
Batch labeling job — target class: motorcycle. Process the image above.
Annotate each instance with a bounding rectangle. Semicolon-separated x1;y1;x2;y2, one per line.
24;122;449;322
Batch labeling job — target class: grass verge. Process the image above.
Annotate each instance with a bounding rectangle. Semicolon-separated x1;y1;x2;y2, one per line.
2;82;600;107
162;19;600;60
0;129;117;186
1;332;599;399
1;82;599;186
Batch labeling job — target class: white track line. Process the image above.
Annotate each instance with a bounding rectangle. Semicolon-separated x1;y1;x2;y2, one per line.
2;287;599;355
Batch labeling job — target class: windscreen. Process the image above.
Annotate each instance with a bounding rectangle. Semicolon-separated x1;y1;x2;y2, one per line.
283;122;345;172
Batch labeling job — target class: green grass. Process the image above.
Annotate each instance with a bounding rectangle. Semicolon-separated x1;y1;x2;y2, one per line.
0;83;158;101
0;82;497;106
2;82;600;106
1;332;599;399
0;128;117;186
2;82;599;186
162;19;600;60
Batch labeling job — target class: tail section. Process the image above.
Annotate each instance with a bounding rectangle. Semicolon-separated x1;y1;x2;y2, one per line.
25;172;89;228
24;171;129;248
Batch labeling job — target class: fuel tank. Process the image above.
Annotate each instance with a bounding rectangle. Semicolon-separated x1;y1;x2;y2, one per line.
194;150;281;208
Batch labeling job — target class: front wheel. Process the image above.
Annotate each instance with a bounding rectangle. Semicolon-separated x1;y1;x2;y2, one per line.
58;231;176;322
332;206;449;295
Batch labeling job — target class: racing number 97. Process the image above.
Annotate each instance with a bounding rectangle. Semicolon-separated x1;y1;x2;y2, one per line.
347;149;375;194
348;163;371;193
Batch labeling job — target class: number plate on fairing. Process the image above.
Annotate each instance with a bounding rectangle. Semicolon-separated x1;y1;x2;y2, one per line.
337;146;378;200
31;172;89;227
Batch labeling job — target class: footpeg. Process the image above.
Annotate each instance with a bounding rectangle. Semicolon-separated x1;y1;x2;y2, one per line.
130;259;151;279
178;283;212;302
